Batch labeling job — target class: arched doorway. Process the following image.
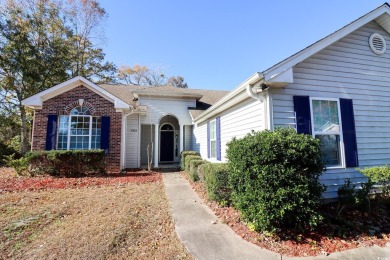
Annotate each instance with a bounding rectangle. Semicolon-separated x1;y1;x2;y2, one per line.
159;115;179;163
160;124;175;162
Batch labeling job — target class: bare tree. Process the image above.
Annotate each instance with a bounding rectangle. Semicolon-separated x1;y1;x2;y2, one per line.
117;65;166;86
167;76;188;88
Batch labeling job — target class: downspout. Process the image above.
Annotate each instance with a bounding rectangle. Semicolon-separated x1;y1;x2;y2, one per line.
246;83;269;130
121;107;134;170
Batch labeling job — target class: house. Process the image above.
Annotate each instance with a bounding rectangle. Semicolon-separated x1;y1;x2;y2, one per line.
23;3;390;198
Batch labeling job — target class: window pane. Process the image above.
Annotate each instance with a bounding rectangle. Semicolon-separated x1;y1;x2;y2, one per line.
57;116;69;149
210;121;216;140
312;100;339;132
316;135;341;166
210;140;216;158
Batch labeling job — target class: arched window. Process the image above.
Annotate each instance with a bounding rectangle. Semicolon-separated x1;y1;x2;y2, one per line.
161;124;174;131
57;106;101;150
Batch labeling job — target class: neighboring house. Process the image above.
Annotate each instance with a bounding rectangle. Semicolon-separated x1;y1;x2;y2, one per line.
23;3;390;198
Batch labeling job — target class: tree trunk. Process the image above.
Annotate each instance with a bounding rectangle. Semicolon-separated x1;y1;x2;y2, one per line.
20;105;29;155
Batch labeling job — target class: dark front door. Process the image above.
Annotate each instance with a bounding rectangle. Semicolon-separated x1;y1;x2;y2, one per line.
160;131;174;162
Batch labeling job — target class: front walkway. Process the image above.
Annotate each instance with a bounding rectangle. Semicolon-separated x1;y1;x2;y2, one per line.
163;172;390;260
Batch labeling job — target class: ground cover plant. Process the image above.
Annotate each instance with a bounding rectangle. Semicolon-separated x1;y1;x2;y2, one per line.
0;168;191;259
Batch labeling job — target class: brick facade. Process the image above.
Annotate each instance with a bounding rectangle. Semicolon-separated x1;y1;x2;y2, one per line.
32;85;122;172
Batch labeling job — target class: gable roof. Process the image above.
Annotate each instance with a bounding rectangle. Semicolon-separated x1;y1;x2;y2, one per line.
193;3;390;123
22;76;130;109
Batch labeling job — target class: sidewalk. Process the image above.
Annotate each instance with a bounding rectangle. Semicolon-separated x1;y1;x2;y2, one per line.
163;172;390;260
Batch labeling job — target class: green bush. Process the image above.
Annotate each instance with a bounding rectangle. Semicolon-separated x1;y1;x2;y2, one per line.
357;166;390;197
226;128;326;232
189;159;207;182
197;162;210;182
6;150;106;176
203;163;230;206
337;178;374;214
4;153;30;175
181;151;200;170
0;142;19;166
185;155;202;173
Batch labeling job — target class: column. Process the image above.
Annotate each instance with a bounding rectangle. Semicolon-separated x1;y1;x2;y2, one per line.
179;124;184;154
154;123;159;168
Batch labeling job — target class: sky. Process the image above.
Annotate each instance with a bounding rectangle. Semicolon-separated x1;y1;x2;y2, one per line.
99;0;388;90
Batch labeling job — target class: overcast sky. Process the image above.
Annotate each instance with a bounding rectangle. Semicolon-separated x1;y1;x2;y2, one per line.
99;0;387;90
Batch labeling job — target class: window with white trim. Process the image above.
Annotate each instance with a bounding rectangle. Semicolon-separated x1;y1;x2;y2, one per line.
311;99;343;167
209;120;216;158
57;107;101;150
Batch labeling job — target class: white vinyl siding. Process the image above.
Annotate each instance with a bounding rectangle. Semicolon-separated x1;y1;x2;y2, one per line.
184;125;193;151
140;124;155;165
193;97;265;161
124;114;140;168
220;98;265;161
139;97;195;125
271;21;390;198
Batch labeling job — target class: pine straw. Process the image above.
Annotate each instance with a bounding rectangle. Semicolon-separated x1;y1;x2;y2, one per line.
0;169;191;259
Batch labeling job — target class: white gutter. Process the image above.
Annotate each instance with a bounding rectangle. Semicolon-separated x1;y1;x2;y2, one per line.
246;83;269;130
121;107;134;170
194;72;264;124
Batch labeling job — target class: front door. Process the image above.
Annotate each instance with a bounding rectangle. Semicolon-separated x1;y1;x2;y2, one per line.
160;131;174;162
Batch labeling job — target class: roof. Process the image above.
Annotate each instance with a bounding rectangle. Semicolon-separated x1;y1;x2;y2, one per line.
99;83;229;117
194;3;390;123
22;76;129;109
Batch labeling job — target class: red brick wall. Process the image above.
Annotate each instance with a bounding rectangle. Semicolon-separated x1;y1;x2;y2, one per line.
32;85;122;172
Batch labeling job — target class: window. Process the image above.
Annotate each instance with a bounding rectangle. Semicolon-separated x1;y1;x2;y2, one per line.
209;120;216;158
311;99;343;167
57;107;101;150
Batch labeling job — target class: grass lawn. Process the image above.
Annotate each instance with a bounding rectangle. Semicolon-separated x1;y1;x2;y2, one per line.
0;168;191;259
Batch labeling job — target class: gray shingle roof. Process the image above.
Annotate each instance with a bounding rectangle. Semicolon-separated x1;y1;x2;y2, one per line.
98;84;229;119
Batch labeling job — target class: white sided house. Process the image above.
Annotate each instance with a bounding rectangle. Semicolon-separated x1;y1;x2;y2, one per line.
192;3;390;198
23;3;390;198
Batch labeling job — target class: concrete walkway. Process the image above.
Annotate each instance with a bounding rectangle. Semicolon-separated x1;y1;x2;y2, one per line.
163;172;390;260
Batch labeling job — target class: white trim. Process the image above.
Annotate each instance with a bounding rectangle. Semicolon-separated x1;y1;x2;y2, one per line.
209;119;217;159
309;97;345;169
22;76;130;109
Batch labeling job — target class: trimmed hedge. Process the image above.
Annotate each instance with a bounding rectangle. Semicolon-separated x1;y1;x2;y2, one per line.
357;165;390;197
227;128;326;232
189;159;207;182
184;155;202;173
6;150;106;176
203;163;230;205
197;162;210;182
29;150;106;176
181;151;200;170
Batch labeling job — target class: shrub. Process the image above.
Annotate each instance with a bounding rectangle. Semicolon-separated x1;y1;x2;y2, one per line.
189;159;207;182
197;162;210;182
0;142;19;166
30;150;106;176
4;153;30;175
357;166;390;197
337;178;374;214
226;128;326;232
203;163;230;206
181;151;200;170
6;150;106;176
184;155;202;173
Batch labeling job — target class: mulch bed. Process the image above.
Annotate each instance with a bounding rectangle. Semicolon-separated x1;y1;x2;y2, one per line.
181;172;390;257
0;168;161;193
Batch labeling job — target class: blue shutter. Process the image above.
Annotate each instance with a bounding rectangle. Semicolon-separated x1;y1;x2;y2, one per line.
45;115;58;150
100;116;110;154
340;98;358;167
293;96;312;135
207;122;210;158
216;117;221;161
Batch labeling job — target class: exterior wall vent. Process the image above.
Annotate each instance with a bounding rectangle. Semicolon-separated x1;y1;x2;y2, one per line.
369;33;386;55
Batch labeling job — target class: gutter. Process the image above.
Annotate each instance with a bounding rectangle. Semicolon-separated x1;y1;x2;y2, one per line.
121;107;134;170
194;72;264;124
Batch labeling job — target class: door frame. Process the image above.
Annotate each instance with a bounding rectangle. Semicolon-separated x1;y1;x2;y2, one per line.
159;123;175;162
